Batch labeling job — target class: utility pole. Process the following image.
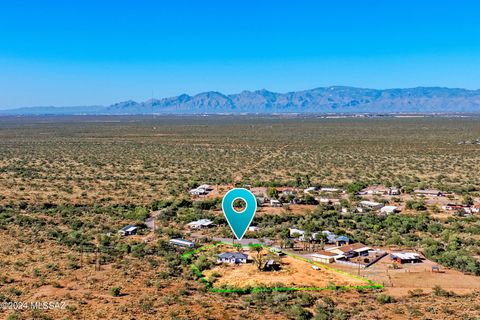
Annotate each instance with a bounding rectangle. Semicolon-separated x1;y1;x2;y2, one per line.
80;244;83;268
152;214;155;234
95;245;100;271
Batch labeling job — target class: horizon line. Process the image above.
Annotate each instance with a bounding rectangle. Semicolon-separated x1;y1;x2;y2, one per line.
2;85;480;110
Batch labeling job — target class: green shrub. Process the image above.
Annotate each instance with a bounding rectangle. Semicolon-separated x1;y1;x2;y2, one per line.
110;287;122;297
376;294;395;304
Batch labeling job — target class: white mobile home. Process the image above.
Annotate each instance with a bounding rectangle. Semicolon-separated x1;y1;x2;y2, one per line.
380;206;398;214
187;219;214;229
169;238;195;248
359;200;384;210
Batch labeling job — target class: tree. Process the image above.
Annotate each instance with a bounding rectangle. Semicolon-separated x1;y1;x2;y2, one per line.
279;229;290;247
233;243;242;251
303;230;312;251
249;244;265;271
463;194;474;206
267;187;278;199
314;232;328;250
346;182;366;194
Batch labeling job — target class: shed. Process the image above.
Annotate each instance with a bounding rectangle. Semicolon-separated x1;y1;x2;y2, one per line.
390;252;422;264
270;199;282;207
264;259;280;271
118;225;138;236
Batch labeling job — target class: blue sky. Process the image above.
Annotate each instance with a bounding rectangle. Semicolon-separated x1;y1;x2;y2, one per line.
1;0;480;108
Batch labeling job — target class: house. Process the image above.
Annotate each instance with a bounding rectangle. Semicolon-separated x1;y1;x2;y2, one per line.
311;250;340;264
189;184;213;196
289;228;317;241
248;226;260;232
189;188;208;196
217;252;248;264
322;231;350;245
442;204;465;211
355;206;365;214
289;228;305;239
169;238;195;248
414;189;444;197
290;197;305;205
472;205;480;213
359;200;384;210
322;230;336;243
288;228;348;244
320;187;340;193
327;243;371;259
335;235;350;246
270;199;282;207
318;197;332;204
187;219;214;230
269;247;284;256
256;196;267;205
303;187;318;194
390;252;422;264
280;189;297;196
389;187;401;195
380;205;398;214
118;225;138;236
361;185;389;195
463;206;473;214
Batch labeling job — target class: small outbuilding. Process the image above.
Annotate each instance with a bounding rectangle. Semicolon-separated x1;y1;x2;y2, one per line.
263;259;280;271
390;252;422;264
389;188;401;195
118;225;138;236
270;199;282;207
269;247;285;256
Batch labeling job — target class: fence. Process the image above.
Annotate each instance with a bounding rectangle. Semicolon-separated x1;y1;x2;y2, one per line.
335;260;366;268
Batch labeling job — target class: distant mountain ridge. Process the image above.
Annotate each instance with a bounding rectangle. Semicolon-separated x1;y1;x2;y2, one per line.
2;86;480;115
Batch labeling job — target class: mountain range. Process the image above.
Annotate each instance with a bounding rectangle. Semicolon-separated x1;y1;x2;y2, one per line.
2;86;480;115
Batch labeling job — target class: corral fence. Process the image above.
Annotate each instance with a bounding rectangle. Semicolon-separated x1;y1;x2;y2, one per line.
336;260;366;268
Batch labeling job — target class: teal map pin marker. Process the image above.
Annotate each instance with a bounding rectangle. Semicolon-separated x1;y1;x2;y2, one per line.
222;188;257;240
